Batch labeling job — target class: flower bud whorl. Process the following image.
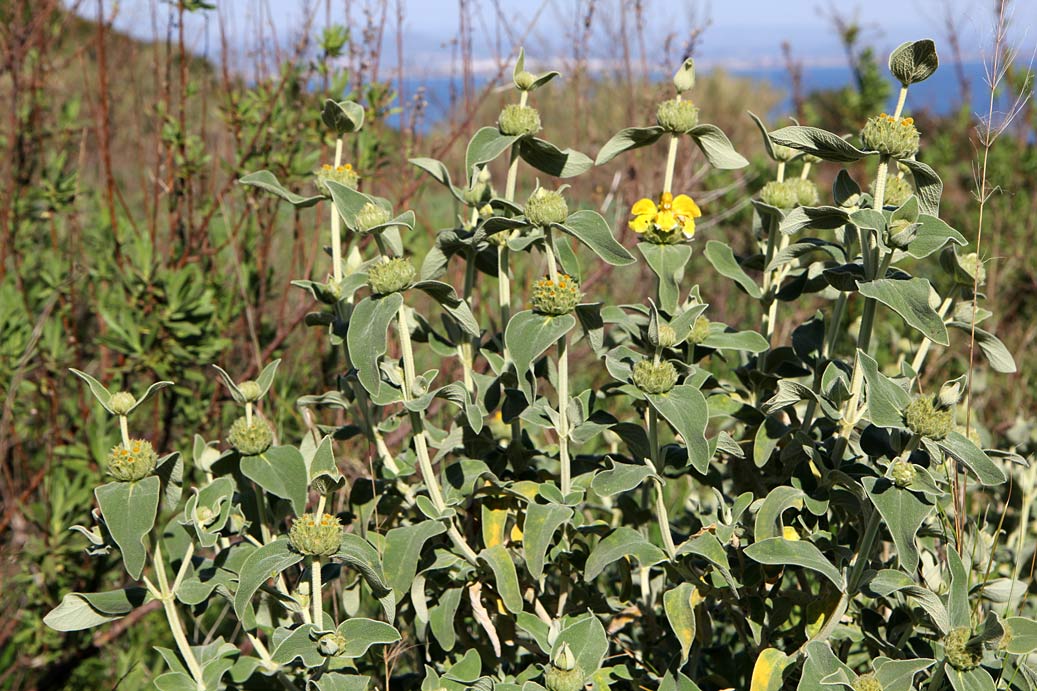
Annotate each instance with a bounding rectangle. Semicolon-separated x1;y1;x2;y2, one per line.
109;391;136;416
107;439;158;482
315;163;360;195
354;202;391;233
514;70;536;90
944;626;982;671
788;178;819;207
655;99;700;134
956;252;986;287
890;460;916;488
238;380;262;403
652;323;678;349
904;396;954;441
524;188;568;227
544;644;585;691
317;632;347;657
498;104;541;137
367;258;416;296
860;113;920;159
771;144;797;163
531;275;581;316
759;180;798;209
228;416;273;456
289;513;343;557
632;359;678;395
878;175;913;208
853;673;884;691
938;380;964;409
687;315;711;345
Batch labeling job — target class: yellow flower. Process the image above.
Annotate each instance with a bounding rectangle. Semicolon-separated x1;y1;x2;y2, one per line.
629;192;702;240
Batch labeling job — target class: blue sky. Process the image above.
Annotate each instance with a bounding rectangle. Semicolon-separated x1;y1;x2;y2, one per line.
99;0;1036;74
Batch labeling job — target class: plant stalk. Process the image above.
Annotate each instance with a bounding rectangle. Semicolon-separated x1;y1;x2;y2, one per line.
648;408;676;559
119;415;130;449
330;137;344;284
153;543;205;689
310;556;322;625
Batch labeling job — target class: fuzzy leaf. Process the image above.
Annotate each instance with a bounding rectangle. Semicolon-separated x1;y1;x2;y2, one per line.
233;538;303;621
522;502;572;580
595;126;665;165
769;126;872;163
937;432;1007;486
664;583;699;664
347;294;404;398
239;171;324;207
383;521;446;597
557;210;635;266
744;538;844;590
241;446;309;516
858;278;948;345
584;527;667;580
44;588;148;631
638;242;694;313
688;124;749;169
466;127;518;180
322;99;365;134
95;477;161;579
505;310;576;380
948;322;1017;373
863;477;933;573
704;241;762;299
519;137;593;178
889;39;939;86
899;159;943;216
751;648;792;691
335;618;401;658
480;544;523;613
647;385;711;473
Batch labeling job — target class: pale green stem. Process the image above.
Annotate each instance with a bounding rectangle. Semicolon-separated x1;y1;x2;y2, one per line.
458;254;478;394
800;162;812;179
648;408;676;559
310;556;322;625
662;135;679;195
776;161;786;182
558;336;571;495
910;294;956;375
761;163;789;343
500;96;525;447
119;415;130;449
154;543;205;689
802;291;848;428
892;86;909;119
397;305;480;564
330;138;344;284
245;401;253;426
315;494;327;517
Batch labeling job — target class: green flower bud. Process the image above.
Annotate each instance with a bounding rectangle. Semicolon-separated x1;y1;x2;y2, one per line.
462;182;489;206
904;395;954;440
524;188;569;226
106;439;158;482
238;380;262;402
498;104;541;137
877;175;913;207
687;315;711;345
886;218;918;249
772;144;797;162
544;645;586;691
288;512;343;557
531;275;581;316
651;323;678;349
890;460;917;488
803;153;822;164
944;626;983;671
315;163;360;195
632;359;678;394
938;380;964;409
787;177;819;207
553;643;577;671
355;202;391;233
860;114;920;159
227;416;273;456
109;391;136;416
317;632;347;657
655;98;700;134
194;505;217;527
853;673;883;691
956;252;986;287
514;70;536;90
367;257;416;296
759;180;798;209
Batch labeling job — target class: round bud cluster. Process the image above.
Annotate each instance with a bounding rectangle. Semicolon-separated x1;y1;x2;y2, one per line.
655;99;700;134
107;439;158;482
109;391;137;416
787;178;819;207
544;645;586;691
886;219;917;249
877;175;914;208
687;315;711;345
194;505;217;527
803;153;822;164
317;632;348;657
514;70;536;90
904;395;954;440
462;182;489;206
853;673;883;691
759;180;799;210
238;380;262;402
367;258;416;296
354;202;391;234
289;512;343;557
498;104;541;137
227;416;274;456
632;359;678;395
315;163;360;195
651;323;678;349
772;144;797;162
956;252;986;287
524;188;569;227
860;114;920;159
890;460;917;488
944;626;983;671
531;275;581;316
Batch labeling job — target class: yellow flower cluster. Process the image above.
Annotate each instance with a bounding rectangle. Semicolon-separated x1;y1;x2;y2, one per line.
629;192;702;243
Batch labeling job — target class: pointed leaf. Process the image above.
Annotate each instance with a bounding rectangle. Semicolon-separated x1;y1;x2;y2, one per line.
595;126;665;165
558;210;635;266
858;278;948;345
688;124;749;169
95;477;161;579
239;171;324;208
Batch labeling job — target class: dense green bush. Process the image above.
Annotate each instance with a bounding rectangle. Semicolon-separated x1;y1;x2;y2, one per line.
43;42;1037;691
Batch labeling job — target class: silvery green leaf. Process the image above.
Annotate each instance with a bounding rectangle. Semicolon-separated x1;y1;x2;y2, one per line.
428;586;462;651
946;666;996;691
888;39;939;87
872;658;936;691
212;364;244;402
747;111;793;163
505;310;576;381
480;544;523;613
594;126;665;165
69;368;113;412
321;98;365;134
554;232;582;280
946;546;971;629
858;277;948;345
688;124;749;169
154;672;198;691
558;209;635;266
798;642;855;691
591;461;655;497
947;322;1016;373
383;521;446;597
863;477;933;573
584;526;667;580
1003;617;1037;654
779;206;850;235
552;614;608;677
44;587;148;631
326;180;378;230
832;169;862;206
233;538;303;621
127;380;174;414
899;159;943;215
409;157;466;203
307;435;345;493
239;170;324;207
522;502;572;580
241;446;309;515
466;127;519;181
754;486;807;541
638;242;693;313
769;126;873;163
347;294;404;398
703;240;762;299
699;327;769;353
255;359;281;398
677;533;737;591
744;537;844;590
937;431;1007;486
270;624;324;668
859;350;911;428
519;137;593;178
412;280;480;338
663;583;697;663
311;672;372;691
155;451;183;511
673;58;695;93
906;214;966;258
95;476;161;579
647;385;710;473
334;618;401;658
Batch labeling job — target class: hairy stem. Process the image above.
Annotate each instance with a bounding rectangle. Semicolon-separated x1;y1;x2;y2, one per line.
154;543;205;689
119;415;130;449
310;556;322;625
330;137;344;283
557;335;571;495
647;408;676;559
